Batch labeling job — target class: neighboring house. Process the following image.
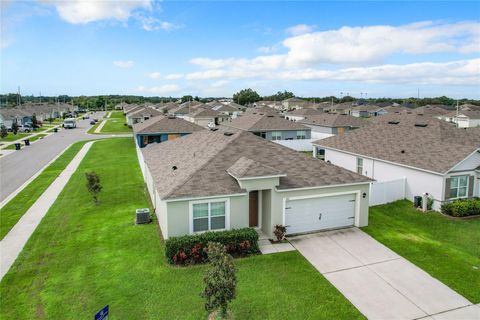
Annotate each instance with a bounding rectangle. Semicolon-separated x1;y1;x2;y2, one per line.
326;102;354;115
300;114;367;136
411;105;450;117
384;105;409;114
351;105;387;118
313;115;480;210
126;108;163;126
441;110;480;128
282;97;308;110
184;108;222;128
0;108;19;129
138;129;372;239
132;115;205;148
169;102;205;118
210;103;243;119
124;104;142;115
284;108;323;122
222;112;311;141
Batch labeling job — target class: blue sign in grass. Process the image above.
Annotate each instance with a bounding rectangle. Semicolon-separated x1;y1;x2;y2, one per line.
94;305;109;320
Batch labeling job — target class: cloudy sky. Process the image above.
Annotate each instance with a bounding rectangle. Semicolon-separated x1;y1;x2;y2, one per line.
1;1;479;98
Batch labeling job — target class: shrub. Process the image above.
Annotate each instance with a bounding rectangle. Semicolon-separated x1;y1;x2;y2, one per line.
441;198;480;217
273;224;287;242
202;242;236;319
85;171;102;204
165;228;259;265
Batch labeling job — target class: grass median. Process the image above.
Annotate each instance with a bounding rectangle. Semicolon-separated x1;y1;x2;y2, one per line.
0;140;88;239
0;138;363;319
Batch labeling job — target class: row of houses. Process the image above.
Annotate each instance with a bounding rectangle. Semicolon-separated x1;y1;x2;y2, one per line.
127;100;479;240
0;103;76;128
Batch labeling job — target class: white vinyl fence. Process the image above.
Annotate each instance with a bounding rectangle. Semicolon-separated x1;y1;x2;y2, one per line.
369;178;406;206
273;139;314;151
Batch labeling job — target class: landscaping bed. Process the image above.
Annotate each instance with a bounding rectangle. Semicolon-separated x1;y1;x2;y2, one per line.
441;198;480;217
0;138;364;319
362;200;480;303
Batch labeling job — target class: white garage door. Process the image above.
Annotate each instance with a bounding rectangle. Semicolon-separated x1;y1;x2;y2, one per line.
285;193;356;235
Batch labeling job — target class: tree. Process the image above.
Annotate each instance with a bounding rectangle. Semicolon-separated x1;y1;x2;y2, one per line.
0;125;7;139
12;122;18;135
202;242;237;319
32;114;38;128
233;88;261;106
181;95;193;103
263;90;295;101
85;171;102;204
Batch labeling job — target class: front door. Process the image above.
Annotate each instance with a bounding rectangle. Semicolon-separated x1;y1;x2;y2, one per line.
249;191;258;227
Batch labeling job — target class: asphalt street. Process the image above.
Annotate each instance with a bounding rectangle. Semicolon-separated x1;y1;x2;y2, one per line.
0;112;131;202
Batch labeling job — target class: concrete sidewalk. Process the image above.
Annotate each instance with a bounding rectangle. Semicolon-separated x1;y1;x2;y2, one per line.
290;228;473;320
0;141;95;281
94;120;107;133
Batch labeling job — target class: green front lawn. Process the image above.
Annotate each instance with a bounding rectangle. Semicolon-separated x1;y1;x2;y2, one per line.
100;118;131;133
0;133;29;142
0;141;88;239
108;111;124;119
362;200;480;303
3;134;48;149
0;138;363;319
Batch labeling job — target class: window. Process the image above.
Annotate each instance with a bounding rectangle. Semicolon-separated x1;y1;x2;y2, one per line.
192;201;226;232
260;132;267;139
316;148;325;160
296;130;306;140
356;158;363;175
450;175;468;199
271;131;282;140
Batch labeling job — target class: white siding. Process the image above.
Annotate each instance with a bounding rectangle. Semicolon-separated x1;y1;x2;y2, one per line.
273;139;313;151
449;151;480;172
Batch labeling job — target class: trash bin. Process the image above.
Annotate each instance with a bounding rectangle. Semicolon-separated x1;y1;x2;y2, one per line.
23;139;30;146
53;128;58;133
414;196;422;208
14;143;21;150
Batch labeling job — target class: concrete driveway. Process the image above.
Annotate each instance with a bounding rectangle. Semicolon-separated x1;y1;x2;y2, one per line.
289;228;476;320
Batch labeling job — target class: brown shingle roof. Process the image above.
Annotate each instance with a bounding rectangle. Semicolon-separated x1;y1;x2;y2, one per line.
285;108;323;116
223;112;308;132
188;108;220;118
132;115;205;134
300;114;367;128
314;114;480;174
142;130;372;200
128;107;163;118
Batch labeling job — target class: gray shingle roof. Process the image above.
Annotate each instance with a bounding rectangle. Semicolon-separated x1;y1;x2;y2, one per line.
301;114;367;128
132;115;205;134
227;156;286;179
223;112;308;132
128;108;163;118
142;130;372;200
285;108;323;116
314;114;480;174
188;108;220;118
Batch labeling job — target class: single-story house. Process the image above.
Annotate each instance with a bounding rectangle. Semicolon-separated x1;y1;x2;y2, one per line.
325;102;353;115
351;105;387;118
284;108;323;122
139;129;372;239
126;108;163;126
450;110;480;128
313;115;480;210
132;115;205;148
282;97;308;110
300;114;367;135
184;108;223;128
221;111;311;141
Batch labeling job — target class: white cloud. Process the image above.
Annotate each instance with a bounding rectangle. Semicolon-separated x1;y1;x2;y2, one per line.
286;24;315;36
147;71;161;79
42;0;152;24
164;73;184;80
257;46;276;54
113;60;134;68
136;84;180;94
137;15;182;31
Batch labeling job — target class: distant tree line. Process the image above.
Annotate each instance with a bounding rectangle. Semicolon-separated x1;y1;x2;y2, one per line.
1;92;478;109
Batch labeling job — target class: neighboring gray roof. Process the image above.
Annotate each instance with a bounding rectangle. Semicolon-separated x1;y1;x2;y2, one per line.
132;115;205;134
188;108;220;118
128;108;163;118
314;114;480;174
222;112;309;132
456;110;480;119
300;114;367;128
227;156;286;179
125;106;143;115
353;105;384;112
142;130;372;200
411;105;450;116
285;108;323;116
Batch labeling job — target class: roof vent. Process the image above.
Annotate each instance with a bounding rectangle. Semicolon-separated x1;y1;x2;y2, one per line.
167;115;176;119
388;121;400;125
414;123;428;127
224;132;234;136
401;150;405;154
267;115;274;118
210;128;219;131
172;166;178;170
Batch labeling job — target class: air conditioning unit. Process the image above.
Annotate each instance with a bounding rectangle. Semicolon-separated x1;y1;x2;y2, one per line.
136;208;151;224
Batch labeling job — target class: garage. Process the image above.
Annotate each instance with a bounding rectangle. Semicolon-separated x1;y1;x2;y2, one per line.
284;193;356;235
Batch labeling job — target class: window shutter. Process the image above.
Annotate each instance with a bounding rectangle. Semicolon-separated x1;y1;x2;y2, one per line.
444;178;451;200
468;176;474;197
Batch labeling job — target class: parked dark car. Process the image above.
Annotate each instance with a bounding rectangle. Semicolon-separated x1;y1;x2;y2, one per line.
90;120;96;125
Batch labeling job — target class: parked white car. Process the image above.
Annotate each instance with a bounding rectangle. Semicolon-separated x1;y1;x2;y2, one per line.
63;118;77;129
